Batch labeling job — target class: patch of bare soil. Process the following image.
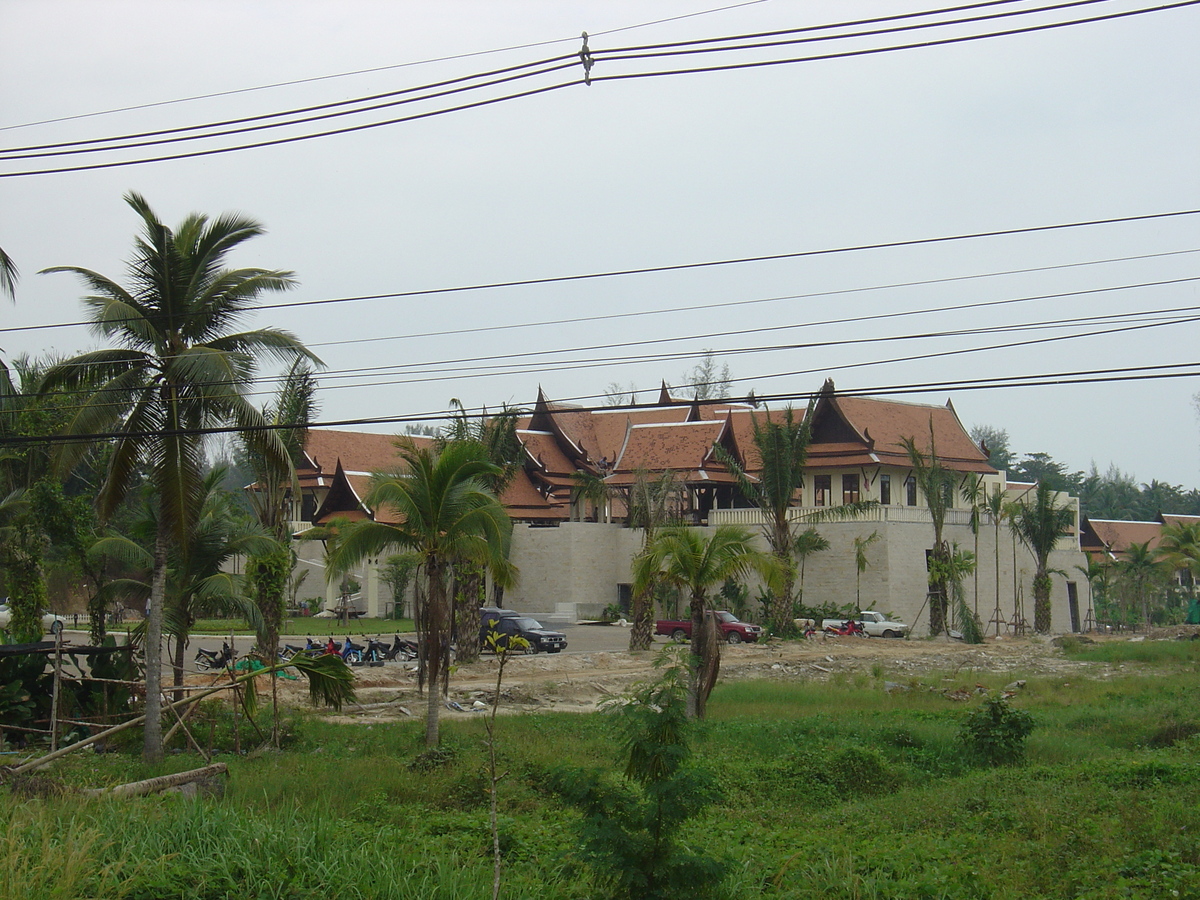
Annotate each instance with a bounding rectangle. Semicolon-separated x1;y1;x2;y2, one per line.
288;633;1142;724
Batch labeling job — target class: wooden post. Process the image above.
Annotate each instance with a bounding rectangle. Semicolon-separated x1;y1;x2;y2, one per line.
49;629;64;752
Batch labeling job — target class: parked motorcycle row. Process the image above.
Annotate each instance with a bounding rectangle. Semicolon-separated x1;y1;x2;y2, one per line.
195;635;419;672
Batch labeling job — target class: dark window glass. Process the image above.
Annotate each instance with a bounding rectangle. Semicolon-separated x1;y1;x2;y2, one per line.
814;474;831;507
879;474;891;505
842;474;860;505
906;475;917;507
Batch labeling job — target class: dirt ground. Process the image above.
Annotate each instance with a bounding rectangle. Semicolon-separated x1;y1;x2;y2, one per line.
258;625;1200;725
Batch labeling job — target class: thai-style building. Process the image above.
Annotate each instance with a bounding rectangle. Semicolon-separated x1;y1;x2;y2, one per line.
285;379;1089;635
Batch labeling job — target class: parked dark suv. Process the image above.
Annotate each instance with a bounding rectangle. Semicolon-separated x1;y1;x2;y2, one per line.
479;609;567;654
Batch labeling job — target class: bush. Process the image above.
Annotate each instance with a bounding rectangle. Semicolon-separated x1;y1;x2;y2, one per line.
959;696;1035;766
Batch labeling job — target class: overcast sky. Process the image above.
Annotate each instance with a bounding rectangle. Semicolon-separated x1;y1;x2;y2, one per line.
2;0;1199;491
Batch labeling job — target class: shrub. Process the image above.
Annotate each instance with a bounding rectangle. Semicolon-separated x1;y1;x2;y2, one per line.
959;696;1035;766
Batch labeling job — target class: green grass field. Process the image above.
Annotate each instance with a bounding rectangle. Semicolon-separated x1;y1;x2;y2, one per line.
4;640;1200;899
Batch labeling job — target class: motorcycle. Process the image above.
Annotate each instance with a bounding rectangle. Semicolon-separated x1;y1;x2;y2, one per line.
384;635;419;661
364;637;388;667
341;636;365;665
823;620;867;637
195;642;234;671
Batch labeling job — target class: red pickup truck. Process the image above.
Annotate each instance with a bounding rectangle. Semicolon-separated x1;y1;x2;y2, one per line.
655;611;764;644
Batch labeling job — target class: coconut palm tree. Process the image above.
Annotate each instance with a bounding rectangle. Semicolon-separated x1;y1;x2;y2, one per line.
328;439;514;747
41;192;318;763
1009;482;1075;633
1075;558;1107;632
632;525;779;718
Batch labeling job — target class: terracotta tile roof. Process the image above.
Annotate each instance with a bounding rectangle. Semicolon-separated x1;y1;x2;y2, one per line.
1161;514;1200;528
304;430;433;480
518;430;578;478
1086;519;1164;554
587;406;692;463
816;393;993;474
611;421;736;482
500;469;570;521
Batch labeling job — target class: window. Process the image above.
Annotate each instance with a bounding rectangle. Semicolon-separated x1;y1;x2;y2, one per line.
842;474;860;505
879;474;891;505
905;475;917;507
814;474;831;507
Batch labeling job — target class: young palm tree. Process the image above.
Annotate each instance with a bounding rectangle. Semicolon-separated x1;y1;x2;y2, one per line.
792;527;830;611
1120;541;1167;629
329;439;514;747
984;485;1009;635
41;192;318;762
625;469;681;651
1009;482;1075;633
717;405;811;633
900;425;957;635
961;475;986;618
440;401;523;663
1075;558;1107;632
632;525;779;718
853;530;880;615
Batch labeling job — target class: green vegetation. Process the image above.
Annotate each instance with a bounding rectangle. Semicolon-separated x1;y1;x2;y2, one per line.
6;654;1200;898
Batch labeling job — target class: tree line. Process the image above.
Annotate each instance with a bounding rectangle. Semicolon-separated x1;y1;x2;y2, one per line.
971;425;1200;520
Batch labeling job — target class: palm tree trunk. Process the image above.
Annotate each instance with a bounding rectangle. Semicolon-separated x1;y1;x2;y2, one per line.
454;567;483;665
171;637;186;705
628;586;654;651
144;521;168;764
768;543;794;634
424;559;447;748
1033;570;1052;633
687;596;705;719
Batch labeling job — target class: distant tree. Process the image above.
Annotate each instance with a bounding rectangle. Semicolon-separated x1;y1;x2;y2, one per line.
404;423;439;437
681;350;732;402
1158;521;1200;592
969;425;1014;472
1010;452;1083;495
604;381;638;406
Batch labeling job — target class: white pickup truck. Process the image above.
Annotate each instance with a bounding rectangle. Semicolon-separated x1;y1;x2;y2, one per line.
821;610;908;638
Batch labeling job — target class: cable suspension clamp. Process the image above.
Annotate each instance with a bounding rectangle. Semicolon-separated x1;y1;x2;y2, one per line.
579;31;594;86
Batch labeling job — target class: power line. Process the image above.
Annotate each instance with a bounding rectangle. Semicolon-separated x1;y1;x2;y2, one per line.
12;285;1196;418
0;0;1087;159
0;0;772;133
5;361;1199;447
12;207;1200;338
6;0;1196;177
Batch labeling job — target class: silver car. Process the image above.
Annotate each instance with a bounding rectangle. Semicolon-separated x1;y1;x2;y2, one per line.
0;603;66;635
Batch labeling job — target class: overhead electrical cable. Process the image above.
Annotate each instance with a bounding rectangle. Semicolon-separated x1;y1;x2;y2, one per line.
9;208;1199;337
8;288;1196;419
0;0;774;133
5;0;1196;177
0;0;1098;158
6;362;1200;448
